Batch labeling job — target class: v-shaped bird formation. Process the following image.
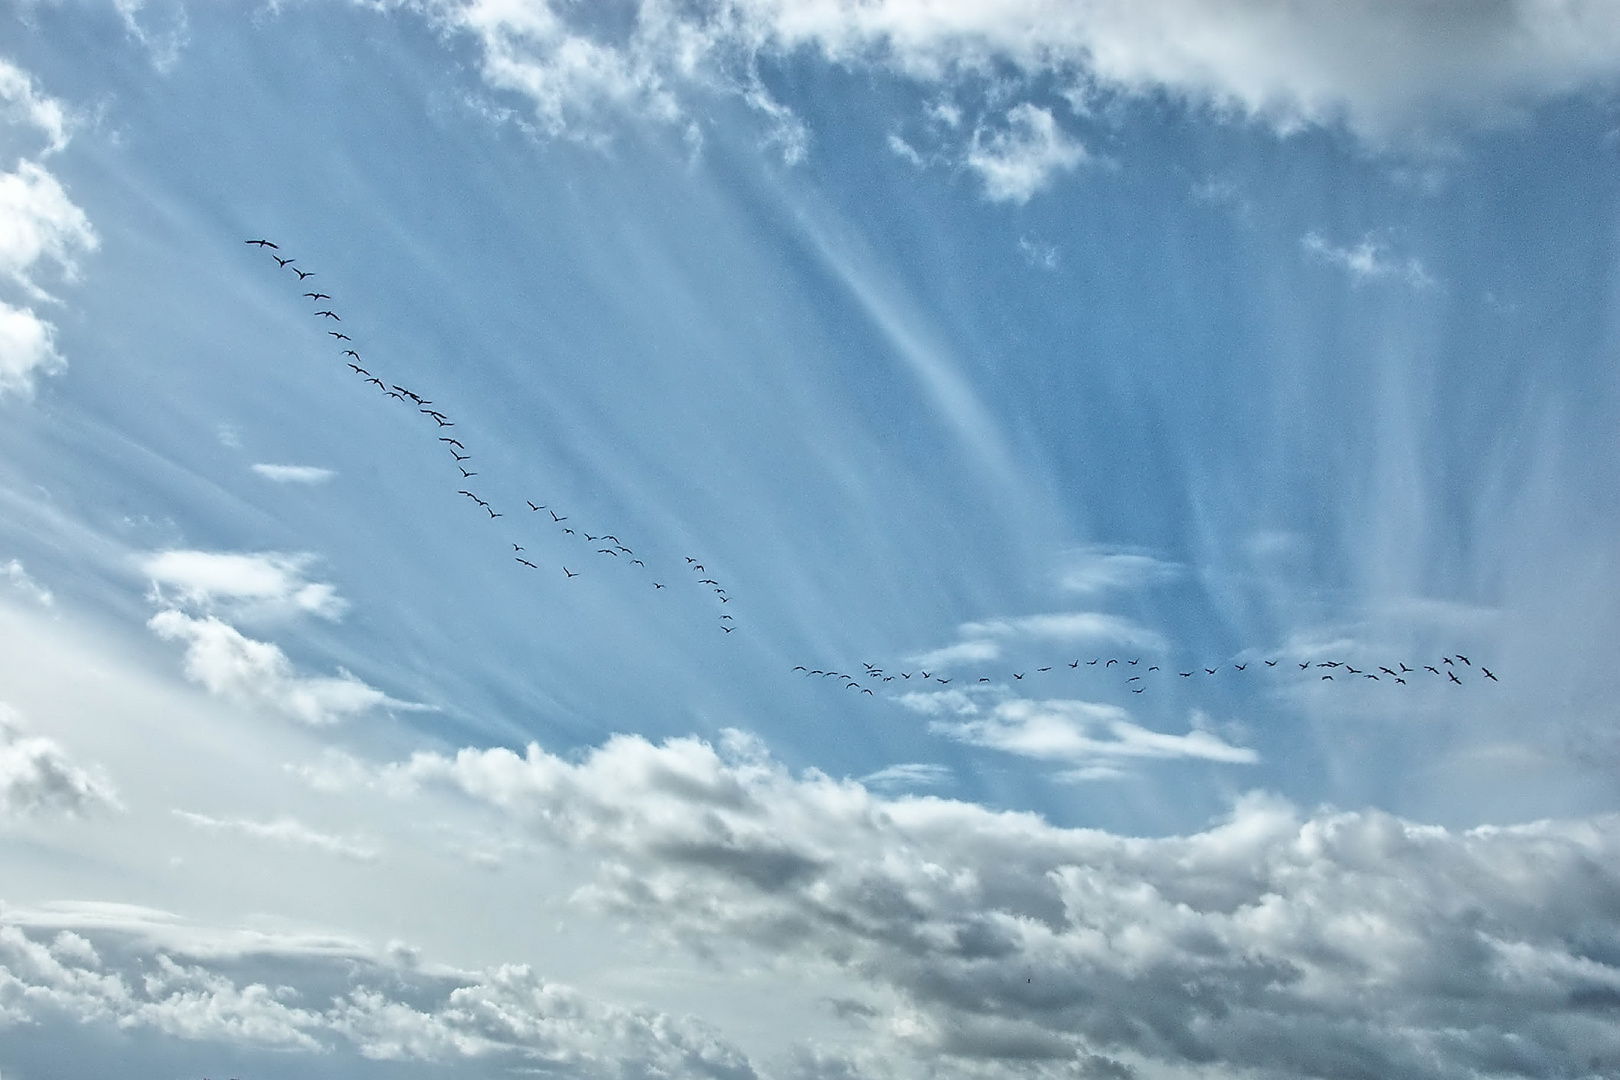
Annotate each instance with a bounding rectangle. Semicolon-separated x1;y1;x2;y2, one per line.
246;239;736;635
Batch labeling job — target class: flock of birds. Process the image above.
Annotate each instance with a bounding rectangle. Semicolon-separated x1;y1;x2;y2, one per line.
246;239;739;635
794;653;1499;698
249;236;1497;702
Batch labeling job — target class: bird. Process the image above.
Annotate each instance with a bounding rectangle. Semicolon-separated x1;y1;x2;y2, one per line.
305;292;329;300
1180;671;1193;677
1299;662;1310;670
1038;666;1052;672
1482;668;1497;681
632;559;645;567
1127;676;1141;683
513;544;524;551
1424;665;1441;675
1148;666;1160;671
1448;671;1462;684
1399;663;1412;673
720;614;733;621
1106;659;1118;667
459;467;476;477
343;350;361;359
274;255;295;267
1234;663;1247;671
1069;660;1080;668
724;626;735;634
1322;674;1333;680
1013;673;1024;680
936;677;950;684
1132;687;1144;693
245;239;277;248
794;666;808;672
583;533;599;542
686;557;696;563
516;558;537;569
563;567;578;578
1365;673;1379;680
315;310;339;320
550;511;567;523
328;331;351;340
1380;667;1397;677
979;677;990;682
1456;655;1471;666
1443;657;1454;666
294;268;315;280
1205;668;1217;675
346;364;368;375
1088;659;1099;665
441;438;465;449
526;501;543;511
365;377;385;389
653;582;665;589
597;548;618;556
385;390;405;400
1394;677;1406;685
450;450;470;462
563;528;575;536
1265;660;1278;666
431;416;454;427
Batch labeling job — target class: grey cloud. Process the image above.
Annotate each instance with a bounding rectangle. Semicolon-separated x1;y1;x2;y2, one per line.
385;730;1620;1079
0;705;118;818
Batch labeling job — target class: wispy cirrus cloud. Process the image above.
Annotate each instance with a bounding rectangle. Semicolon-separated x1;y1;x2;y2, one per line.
173;810;379;861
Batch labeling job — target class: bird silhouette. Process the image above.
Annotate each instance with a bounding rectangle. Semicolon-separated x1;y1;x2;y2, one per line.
315;310;339;320
346;364;368;375
343;350;361;360
274;255;295;267
294;268;315;280
1482;668;1497;681
328;331;351;340
1448;671;1462;684
1456;655;1471;666
516;557;538;569
305;292;330;300
459;467;476;477
527;501;543;511
563;567;578;578
245;239;277;248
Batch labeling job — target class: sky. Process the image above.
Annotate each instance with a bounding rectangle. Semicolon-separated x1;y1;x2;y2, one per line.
1;1;1619;1077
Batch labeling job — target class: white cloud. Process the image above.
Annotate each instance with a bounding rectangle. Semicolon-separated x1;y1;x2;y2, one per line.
0;59;71;153
250;463;337;484
908;638;1000;669
142;549;346;620
0;285;63;396
932;696;1259;767
2;558;53;606
1059;549;1180;595
1302;229;1434;288
0;160;97;297
1016;235;1058;270
173;810;380;862
0;705;118;818
146;610;406;725
0;63;93;398
401;0;1620;154
964;103;1085;203
957;611;1162;649
0;915;761;1077
860;763;952;789
365;729;1620;1078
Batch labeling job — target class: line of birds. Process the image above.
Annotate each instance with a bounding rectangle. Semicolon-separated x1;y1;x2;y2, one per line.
247;238;738;634
793;654;1498;697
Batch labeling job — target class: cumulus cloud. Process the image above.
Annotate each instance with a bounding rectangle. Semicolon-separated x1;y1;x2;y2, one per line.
172;810;379;861
0;916;759;1078
931;696;1259;770
0;62;94;398
964;104;1085;203
146;610;407;725
397;0;1620;155
1303;230;1434;288
859;762;952;789
367;729;1620;1078
142;549;346;620
0;705;118;818
250;463;336;484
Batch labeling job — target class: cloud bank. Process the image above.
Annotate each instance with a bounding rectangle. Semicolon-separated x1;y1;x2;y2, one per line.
368;730;1620;1078
396;0;1620;155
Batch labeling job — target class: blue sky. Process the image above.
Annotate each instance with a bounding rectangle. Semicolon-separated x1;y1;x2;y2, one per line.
1;2;1619;1078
